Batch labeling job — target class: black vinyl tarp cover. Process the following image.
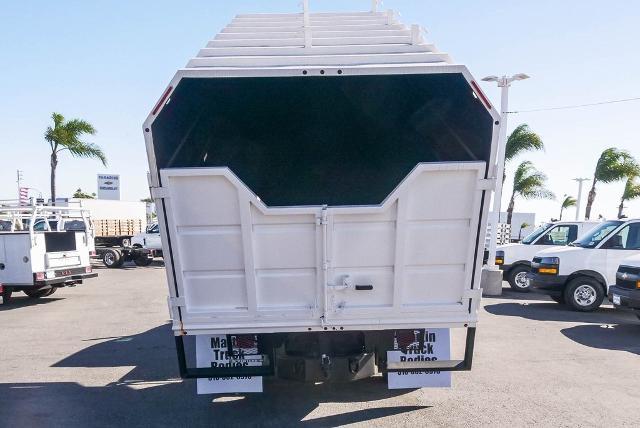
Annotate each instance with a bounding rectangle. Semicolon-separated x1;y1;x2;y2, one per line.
151;73;493;206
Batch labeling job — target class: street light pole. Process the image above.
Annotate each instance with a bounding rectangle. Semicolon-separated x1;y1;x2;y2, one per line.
482;74;529;269
573;178;590;221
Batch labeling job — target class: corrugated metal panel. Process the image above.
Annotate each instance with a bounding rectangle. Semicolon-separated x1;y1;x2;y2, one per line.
185;11;452;70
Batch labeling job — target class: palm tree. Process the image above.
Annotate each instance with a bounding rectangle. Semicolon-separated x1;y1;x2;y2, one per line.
559;195;576;220
618;177;640;219
45;113;106;204
585;148;638;219
505;124;545;162
507;161;555;224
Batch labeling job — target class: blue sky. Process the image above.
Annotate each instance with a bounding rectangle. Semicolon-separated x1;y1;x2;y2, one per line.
1;0;639;224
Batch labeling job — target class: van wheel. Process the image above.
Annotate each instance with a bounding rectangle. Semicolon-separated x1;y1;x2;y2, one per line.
24;287;53;298
564;277;604;312
103;249;124;268
134;255;153;266
508;266;531;292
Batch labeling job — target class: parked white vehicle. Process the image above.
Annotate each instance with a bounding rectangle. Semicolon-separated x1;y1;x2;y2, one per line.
608;254;640;319
528;219;640;311
131;223;162;252
143;7;500;391
0;205;97;304
496;221;599;291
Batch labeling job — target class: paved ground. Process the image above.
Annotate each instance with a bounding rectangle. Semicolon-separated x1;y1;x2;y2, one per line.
1;263;639;427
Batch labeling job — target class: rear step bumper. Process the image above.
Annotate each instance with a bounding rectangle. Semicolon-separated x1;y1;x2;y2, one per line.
174;327;476;379
36;272;98;286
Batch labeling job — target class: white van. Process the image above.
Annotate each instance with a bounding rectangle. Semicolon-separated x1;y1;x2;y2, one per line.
608;253;640;319
496;221;599;292
528;219;640;311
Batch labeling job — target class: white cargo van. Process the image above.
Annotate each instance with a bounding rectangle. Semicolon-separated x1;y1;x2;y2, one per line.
0;205;97;304
496;221;599;291
529;219;640;311
143;7;500;390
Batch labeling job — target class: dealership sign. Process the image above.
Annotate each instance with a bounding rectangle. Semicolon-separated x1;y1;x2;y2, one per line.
97;174;120;200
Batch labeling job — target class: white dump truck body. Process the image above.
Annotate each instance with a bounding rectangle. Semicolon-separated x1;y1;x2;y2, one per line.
144;8;499;385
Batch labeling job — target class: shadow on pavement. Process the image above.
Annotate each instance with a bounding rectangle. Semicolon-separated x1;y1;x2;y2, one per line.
0;324;426;427
482;288;553;302
561;323;640;355
483;301;636;325
0;296;63;310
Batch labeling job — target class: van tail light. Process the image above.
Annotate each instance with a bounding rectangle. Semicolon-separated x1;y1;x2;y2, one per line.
85;266;93;274
35;272;45;281
90;251;96;256
0;284;4;293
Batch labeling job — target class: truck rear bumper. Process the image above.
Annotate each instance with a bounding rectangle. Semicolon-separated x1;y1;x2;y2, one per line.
174;327;476;380
36;272;98;287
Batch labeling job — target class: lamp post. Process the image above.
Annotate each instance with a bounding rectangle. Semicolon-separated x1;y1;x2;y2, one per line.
482;74;529;269
573;178;590;221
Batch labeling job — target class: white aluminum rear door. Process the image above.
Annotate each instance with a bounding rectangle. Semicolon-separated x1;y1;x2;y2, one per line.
159;162;486;334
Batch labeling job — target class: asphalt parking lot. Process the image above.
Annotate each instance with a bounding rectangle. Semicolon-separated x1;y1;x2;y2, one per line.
1;263;639;427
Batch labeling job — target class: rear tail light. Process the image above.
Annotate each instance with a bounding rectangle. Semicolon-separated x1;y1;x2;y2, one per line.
85;266;92;273
90;251;96;256
0;284;4;293
35;272;45;281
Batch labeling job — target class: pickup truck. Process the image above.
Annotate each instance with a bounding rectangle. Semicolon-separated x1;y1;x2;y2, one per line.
528;219;640;311
608;254;640;319
131;223;163;255
0;205;97;304
495;221;599;292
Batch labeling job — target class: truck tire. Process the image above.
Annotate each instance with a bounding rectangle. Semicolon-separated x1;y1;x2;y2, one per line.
24;287;54;298
134;255;154;267
1;287;13;304
507;265;531;292
564;277;604;312
103;249;124;268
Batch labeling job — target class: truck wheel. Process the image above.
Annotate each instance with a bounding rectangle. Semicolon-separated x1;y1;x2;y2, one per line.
24;287;53;298
44;287;57;297
103;249;123;268
564;277;604;312
134;255;154;266
1;287;13;304
507;266;531;292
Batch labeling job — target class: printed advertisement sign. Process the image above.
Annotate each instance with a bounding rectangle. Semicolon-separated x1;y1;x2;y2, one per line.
97;174;120;200
387;328;452;389
195;335;264;394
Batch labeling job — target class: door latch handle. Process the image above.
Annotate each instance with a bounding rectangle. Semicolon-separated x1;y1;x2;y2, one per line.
355;284;373;291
